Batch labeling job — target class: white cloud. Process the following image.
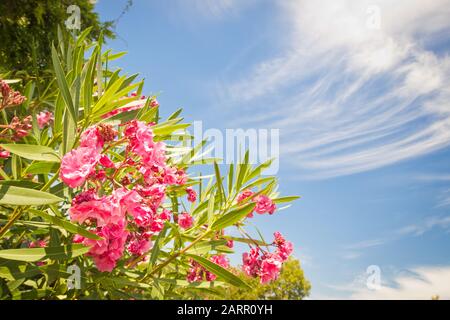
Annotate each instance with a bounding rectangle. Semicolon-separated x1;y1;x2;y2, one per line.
398;215;450;235
221;0;450;179
350;266;450;299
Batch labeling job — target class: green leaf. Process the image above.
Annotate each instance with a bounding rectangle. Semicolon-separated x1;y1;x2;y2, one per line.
51;44;77;123
23;162;60;175
0;180;41;189
186;240;227;255
213;162;225;205
0;244;90;262
207;190;216;226
186;254;250;288
0;144;60;162
244;177;276;190
157;278;227;288
246;158;274;182
272;196;301;203
211;202;256;231
0;185;63;205
153;123;190;136
224;236;271;246
29;209;101;240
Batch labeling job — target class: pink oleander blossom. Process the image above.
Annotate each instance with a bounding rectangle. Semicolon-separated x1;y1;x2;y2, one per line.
60;147;100;188
255;195;276;215
83;220;128;272
237;189;254;203
273;232;293;261
259;253;282;284
0;147;10;159
29;239;47;248
127;237;152;256
80;126;104;151
69;189;126;227
37;111;53;129
178;212;193;229
99;154;114;168
186;187;197;203
242;247;261;278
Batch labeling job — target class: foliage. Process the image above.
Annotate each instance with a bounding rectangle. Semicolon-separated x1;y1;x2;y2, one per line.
187;257;311;300
0;0;114;75
0;28;301;300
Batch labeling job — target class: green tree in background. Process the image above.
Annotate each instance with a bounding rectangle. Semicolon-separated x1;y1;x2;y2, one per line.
194;258;311;300
0;0;115;75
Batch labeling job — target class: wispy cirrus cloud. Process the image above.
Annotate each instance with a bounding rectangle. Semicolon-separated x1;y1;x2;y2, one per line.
219;0;450;179
398;215;450;236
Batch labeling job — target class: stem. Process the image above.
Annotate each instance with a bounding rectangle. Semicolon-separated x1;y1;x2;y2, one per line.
237;225;265;252
0;207;23;238
141;229;212;281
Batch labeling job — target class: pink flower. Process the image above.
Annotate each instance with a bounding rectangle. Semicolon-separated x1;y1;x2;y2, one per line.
274;232;293;261
211;254;229;268
259;253;282;284
186;187;197;203
226;239;234;248
187;260;204;283
0;147;10;159
73;234;85;243
37;111;53;129
99;154;115;168
29;239;47;248
237;189;254;203
69;189;126;227
237;189;256;217
80;126;104;151
127;237;152;256
159;209;172;221
60;147;100;188
72;189;97;205
178;212;193;229
83;220;128;272
255;195;276;215
242;247;261;277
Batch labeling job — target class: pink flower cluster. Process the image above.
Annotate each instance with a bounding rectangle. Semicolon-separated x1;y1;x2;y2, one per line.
0;80;26;109
178;212;194;229
242;232;293;284
187;254;229;282
237;189;276;217
60;120;191;272
37;111;54;129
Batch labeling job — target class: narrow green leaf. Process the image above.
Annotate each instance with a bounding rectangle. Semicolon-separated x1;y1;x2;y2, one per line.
0;144;60;162
272;196;301;203
186;254;250;288
23;162;60;175
0;244;90;262
29;209;101;240
224;236;271;246
0;185;63;205
51;44;77;123
207;191;216;227
211;202;256;231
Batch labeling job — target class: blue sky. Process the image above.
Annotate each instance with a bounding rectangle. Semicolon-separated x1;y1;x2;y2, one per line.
94;0;450;299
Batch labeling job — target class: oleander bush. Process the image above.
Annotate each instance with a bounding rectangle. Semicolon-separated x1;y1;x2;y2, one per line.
0;29;299;300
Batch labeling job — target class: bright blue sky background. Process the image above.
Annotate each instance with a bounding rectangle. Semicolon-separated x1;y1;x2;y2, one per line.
94;0;450;299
